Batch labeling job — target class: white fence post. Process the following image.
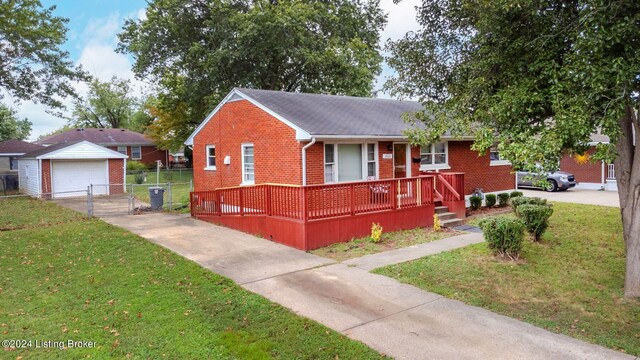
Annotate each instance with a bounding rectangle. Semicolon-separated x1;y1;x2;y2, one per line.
86;185;93;218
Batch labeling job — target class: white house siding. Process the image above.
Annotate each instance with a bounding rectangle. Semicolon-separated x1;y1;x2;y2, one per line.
45;142;119;159
18;159;39;196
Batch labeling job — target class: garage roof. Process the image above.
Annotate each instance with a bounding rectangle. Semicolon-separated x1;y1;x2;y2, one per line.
20;141;128;160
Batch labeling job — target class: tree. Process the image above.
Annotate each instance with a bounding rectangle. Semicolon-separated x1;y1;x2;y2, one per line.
69;76;138;129
0;0;84;109
386;0;640;297
118;0;386;150
0;104;31;141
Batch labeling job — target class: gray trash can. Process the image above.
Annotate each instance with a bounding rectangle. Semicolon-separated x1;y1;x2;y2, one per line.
148;187;165;210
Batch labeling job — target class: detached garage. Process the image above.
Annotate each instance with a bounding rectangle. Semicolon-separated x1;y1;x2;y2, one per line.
18;140;127;198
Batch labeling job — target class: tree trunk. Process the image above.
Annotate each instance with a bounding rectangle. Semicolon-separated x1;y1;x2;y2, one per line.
615;104;640;298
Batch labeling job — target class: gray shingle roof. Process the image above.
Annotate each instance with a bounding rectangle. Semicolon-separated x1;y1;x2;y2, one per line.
0;140;44;154
237;88;424;136
36;128;155;146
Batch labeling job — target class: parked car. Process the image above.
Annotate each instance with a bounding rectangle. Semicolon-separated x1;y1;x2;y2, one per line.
516;170;577;192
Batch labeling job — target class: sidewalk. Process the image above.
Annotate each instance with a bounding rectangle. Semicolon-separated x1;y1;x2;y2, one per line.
94;210;633;360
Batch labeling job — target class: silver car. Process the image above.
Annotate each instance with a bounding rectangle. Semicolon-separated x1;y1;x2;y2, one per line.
516;171;577;192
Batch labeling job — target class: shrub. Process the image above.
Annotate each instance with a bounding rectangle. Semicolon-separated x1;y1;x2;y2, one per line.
485;194;497;207
370;223;383;243
469;195;482;210
497;193;510;207
133;173;146;184
511;196;547;217
510;191;523;198
127;160;148;171
479;217;526;259
518;204;554;242
433;213;442;231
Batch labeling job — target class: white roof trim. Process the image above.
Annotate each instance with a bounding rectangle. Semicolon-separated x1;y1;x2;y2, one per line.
0;153;25;156
313;135;475;141
184;89;312;146
34;141;128;160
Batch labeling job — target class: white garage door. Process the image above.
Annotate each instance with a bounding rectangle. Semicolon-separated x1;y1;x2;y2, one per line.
52;160;108;198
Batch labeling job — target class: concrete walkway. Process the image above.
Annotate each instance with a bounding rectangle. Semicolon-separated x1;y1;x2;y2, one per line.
60;198;633;359
520;188;620;207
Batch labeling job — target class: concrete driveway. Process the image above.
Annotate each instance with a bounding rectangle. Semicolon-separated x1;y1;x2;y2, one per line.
520;188;620;207
58;203;630;360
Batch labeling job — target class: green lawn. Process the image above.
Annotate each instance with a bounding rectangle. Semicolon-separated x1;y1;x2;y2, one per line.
376;202;640;356
0;198;382;358
311;227;461;262
126;170;193;210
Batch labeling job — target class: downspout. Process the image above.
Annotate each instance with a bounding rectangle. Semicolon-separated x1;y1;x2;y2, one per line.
601;160;605;190
301;138;316;186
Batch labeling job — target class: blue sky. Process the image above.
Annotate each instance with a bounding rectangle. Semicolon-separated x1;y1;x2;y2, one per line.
16;0;420;139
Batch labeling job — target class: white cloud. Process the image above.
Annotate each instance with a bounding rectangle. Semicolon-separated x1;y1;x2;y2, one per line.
13;8;148;140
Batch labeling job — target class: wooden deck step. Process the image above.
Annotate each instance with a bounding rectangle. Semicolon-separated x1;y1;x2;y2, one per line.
441;218;464;228
434;206;449;214
436;212;457;221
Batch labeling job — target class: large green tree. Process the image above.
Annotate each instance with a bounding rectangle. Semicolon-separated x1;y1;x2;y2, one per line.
0;104;31;141
386;0;640;297
118;0;386;150
69;76;138;129
0;0;84;109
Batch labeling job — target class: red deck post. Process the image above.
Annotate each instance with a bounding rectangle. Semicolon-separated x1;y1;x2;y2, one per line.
301;186;308;221
265;185;272;216
350;183;356;215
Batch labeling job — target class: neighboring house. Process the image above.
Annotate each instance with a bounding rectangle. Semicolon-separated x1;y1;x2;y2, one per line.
169;148;189;168
18;141;127;198
37;128;168;167
559;134;616;191
185;88;515;196
0;139;44;174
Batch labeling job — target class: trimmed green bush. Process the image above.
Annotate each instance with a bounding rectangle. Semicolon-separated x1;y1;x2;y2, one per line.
511;196;547;216
133;173;146;184
469;195;482;210
497;193;510;207
479;217;526;259
510;191;524;198
485;194;497;207
518;204;554;242
127;160;148;171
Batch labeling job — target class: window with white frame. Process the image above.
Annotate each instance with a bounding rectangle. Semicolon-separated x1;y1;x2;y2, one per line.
131;146;142;160
205;145;216;169
324;144;335;182
242;144;254;184
366;143;376;178
489;146;510;166
117;146;127;156
323;143;377;183
420;142;447;169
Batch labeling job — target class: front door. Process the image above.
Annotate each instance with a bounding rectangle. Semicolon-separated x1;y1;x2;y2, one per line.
393;143;408;178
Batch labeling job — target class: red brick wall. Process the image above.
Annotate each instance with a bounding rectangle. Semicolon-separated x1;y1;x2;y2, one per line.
108;159;125;194
106;146;168;167
440;141;515;195
41;159;51;198
378;141;394;179
193;100;302;191
306;142;324;185
559;148;603;183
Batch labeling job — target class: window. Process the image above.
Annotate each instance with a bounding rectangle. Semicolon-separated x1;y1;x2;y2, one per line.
117;146;127;156
420;142;448;169
205;145;216;170
131;146;142;160
323;143;377;183
489;146;510;166
242;144;254;184
324;144;335;182
9;157;18;170
367;143;376;178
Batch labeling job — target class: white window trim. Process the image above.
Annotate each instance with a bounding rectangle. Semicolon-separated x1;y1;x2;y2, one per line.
131;145;142;160
204;145;216;170
489;146;511;166
419;142;450;171
323;142;378;183
241;143;254;185
116;146;127;156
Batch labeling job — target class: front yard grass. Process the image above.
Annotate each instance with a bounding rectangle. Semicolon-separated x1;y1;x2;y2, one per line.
0;198;382;358
375;202;640;356
311;226;461;262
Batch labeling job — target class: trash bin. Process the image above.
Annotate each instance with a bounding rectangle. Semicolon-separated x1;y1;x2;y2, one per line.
148;187;165;211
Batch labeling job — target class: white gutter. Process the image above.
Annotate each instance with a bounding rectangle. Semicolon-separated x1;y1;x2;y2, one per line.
301;138;317;186
601;160;605;190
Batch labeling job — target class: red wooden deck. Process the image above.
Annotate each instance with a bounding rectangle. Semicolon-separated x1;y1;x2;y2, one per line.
190;173;465;250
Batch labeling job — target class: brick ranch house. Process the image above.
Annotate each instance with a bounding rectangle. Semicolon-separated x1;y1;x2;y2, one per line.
184;88;516;250
558;134;617;191
37;128;168;167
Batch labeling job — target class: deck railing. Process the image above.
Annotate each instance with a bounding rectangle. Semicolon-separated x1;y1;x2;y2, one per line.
190;174;464;221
